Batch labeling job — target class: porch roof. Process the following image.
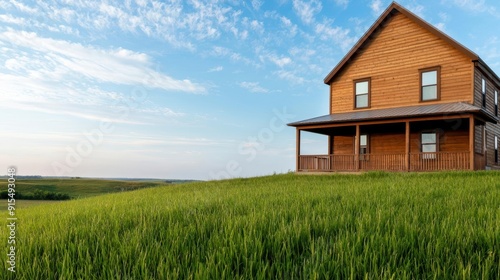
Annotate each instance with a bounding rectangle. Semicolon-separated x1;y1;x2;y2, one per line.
288;102;498;127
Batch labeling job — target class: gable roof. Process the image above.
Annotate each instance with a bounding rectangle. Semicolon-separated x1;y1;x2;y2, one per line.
323;1;481;85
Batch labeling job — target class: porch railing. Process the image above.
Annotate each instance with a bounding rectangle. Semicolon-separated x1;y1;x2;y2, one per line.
409;152;470;171
298;151;470;172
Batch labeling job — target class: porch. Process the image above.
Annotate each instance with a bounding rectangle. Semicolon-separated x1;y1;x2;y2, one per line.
288;103;497;172
298;152;484;172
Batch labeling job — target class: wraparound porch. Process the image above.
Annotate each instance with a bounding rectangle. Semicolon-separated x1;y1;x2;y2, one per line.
292;113;490;172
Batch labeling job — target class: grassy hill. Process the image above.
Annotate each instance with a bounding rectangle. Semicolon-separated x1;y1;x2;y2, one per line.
1;172;499;279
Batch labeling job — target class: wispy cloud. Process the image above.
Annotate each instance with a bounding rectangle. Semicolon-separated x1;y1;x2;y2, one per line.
208;66;224;72
209;46;260;67
275;70;306;84
370;0;384;15
251;0;263;10
334;0;349;8
260;53;292;68
239;82;270;93
315;20;356;51
448;0;500;17
406;3;425;18
475;36;500;70
0;14;26;25
279;16;298;37
292;0;323;25
3;101;146;125
0;30;204;93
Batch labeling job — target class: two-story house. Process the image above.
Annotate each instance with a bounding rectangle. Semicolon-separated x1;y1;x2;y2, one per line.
288;2;500;172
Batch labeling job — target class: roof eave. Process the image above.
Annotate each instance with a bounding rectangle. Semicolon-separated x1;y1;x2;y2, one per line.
475;58;500;87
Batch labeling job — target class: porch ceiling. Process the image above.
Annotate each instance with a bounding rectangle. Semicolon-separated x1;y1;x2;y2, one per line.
288;102;497;128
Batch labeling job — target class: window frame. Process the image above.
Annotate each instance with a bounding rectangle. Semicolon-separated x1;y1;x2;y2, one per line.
353;78;371;109
495;135;498;164
419;66;441;102
495;89;498;117
359;134;369;160
421;131;438;159
482;78;486;108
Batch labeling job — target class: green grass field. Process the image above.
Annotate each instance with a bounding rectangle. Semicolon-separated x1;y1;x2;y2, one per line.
1;172;499;279
13;178;169;198
0;178;169;210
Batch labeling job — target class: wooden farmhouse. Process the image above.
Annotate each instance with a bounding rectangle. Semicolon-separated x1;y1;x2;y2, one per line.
288;2;500;172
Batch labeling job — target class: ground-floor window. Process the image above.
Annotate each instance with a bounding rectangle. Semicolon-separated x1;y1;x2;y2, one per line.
421;132;437;159
495;135;498;164
359;134;368;160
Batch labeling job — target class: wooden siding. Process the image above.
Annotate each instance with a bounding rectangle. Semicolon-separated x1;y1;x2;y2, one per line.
332;136;353;154
333;129;468;155
485;122;500;167
473;67;500;168
474;124;483;154
473;69;483;108
370;133;405;153
330;12;473;113
439;130;469;152
410;129;469;153
474;67;499;115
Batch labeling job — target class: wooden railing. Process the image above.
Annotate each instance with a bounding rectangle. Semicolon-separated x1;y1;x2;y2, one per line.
298;151;471;172
297;155;356;171
409;152;470;171
359;154;406;171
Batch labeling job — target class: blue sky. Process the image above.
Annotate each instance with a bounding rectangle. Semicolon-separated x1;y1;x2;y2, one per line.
1;0;499;180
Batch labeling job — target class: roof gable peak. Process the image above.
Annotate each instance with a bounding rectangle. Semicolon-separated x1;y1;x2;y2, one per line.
323;1;479;84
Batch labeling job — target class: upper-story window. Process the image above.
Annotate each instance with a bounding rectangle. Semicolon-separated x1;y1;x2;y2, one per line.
354;78;370;109
482;78;486;108
420;67;440;101
495;90;498;116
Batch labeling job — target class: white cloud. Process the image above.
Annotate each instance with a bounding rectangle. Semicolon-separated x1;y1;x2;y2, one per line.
435;22;446;31
449;0;500;17
10;0;38;14
239;82;270;93
268;55;292;67
280;16;298;37
289;47;316;62
251;0;263;10
334;0;349;8
315;20;356;51
370;0;383;14
0;14;26;25
275;70;306;84
249;19;264;34
0;30;204;93
2;101;145;124
208;66;224;72
209;46;260;67
292;0;322;25
406;4;425;18
475;36;500;70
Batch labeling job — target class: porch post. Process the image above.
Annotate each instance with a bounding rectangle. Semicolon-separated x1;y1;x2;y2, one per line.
328;136;333;155
469;115;475;170
296;129;301;172
405;121;410;171
355;125;360;171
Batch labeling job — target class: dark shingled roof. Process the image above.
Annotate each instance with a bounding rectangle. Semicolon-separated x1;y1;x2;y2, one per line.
288;102;497;127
